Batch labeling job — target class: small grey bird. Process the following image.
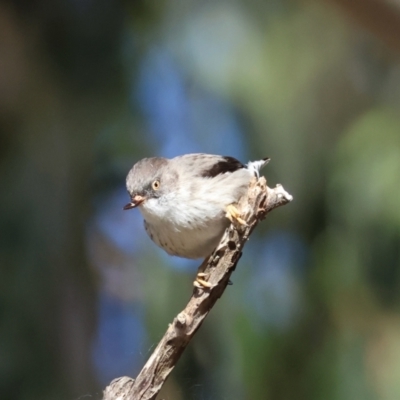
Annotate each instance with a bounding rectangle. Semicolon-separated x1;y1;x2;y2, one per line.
124;154;269;263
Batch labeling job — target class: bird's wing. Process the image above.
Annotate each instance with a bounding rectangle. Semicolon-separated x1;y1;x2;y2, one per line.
173;153;245;178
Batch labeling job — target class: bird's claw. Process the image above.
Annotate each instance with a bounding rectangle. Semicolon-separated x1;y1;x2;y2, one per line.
225;204;247;226
193;272;212;288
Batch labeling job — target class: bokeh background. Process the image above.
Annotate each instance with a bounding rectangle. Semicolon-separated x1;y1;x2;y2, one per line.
1;0;400;399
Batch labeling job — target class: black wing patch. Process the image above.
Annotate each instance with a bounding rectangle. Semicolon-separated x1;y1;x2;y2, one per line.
201;156;245;178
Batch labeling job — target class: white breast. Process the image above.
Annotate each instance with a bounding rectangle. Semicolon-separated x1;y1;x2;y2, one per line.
138;167;253;259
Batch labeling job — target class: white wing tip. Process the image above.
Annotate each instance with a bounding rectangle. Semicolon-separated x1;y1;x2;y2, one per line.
247;157;270;177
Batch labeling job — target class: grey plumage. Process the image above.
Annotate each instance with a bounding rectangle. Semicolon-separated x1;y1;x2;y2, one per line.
124;153;269;259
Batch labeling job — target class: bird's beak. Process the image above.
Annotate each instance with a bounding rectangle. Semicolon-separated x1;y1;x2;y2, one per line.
123;194;145;210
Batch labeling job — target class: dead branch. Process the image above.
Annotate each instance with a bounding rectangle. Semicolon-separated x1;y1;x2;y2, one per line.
103;177;293;400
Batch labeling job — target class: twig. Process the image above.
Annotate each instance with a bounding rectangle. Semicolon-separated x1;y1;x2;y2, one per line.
103;177;293;400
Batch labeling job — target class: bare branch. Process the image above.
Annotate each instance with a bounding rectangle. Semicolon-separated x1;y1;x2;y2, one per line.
103;177;293;400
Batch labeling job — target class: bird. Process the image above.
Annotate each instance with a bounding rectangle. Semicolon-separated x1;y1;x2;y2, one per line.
123;153;269;286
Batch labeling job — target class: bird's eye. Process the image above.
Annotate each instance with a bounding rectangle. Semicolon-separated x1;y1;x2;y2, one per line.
152;180;160;190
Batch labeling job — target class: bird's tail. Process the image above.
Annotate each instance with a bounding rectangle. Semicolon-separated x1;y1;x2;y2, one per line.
247;157;270;177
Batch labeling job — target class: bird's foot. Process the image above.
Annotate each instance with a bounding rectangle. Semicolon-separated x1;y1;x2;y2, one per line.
225;204;247;226
193;272;212;288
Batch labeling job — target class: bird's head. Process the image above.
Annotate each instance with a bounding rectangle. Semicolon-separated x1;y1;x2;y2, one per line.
123;157;170;210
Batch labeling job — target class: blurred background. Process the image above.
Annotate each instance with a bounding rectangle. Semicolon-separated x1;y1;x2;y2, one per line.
1;0;400;399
